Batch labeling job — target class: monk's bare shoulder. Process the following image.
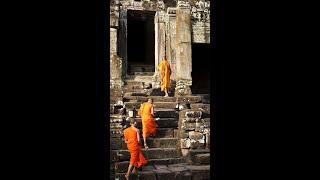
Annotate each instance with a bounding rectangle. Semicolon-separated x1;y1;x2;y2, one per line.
133;127;139;133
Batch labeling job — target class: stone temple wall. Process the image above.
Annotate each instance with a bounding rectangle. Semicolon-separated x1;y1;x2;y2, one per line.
110;0;210;97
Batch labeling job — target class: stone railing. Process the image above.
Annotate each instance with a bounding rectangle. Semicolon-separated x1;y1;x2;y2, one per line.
179;109;210;156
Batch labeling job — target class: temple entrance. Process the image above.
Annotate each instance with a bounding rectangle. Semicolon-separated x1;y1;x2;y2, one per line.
191;43;211;94
127;10;156;76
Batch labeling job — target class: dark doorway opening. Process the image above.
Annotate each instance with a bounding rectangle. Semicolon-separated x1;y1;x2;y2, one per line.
127;10;155;75
191;43;211;94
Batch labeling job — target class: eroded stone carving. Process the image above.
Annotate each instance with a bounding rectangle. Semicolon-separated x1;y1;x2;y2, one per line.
177;0;190;9
175;80;192;96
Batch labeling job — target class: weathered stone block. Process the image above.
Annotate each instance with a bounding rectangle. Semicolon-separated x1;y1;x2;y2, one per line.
181;122;196;130
136;118;178;128
110;122;122;129
154;109;178;118
113;148;180;161
190;140;205;149
187;165;210;180
110;137;125;150
180;131;189;139
110;15;119;27
110;55;122;80
155;168;175;179
190;103;210;112
110;129;123;138
181;149;190;157
154;164;168;170
181;138;191;149
193;153;210;165
177;96;202;103
188;131;203;140
154;128;175;138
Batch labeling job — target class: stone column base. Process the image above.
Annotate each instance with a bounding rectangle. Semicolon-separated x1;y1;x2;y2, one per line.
152;72;161;89
175;80;192;96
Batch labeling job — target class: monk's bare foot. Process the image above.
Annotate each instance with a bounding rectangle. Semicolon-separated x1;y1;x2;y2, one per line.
164;94;169;97
132;168;137;174
125;173;129;180
144;143;149;149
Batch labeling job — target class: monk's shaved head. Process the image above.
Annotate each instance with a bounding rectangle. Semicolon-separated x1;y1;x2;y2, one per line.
148;98;153;103
129;118;136;125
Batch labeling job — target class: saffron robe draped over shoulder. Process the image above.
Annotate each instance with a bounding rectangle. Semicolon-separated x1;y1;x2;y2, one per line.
123;127;147;168
138;102;157;138
158;60;171;91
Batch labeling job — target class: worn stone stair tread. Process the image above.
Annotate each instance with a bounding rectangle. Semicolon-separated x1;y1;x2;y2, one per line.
153;127;176;138
123;95;203;103
134;117;177;121
124;102;178;109
115;164;209;180
116;158;187;172
115;171;156;180
188;149;210;154
189;153;210;165
154;108;176;111
111;137;179;149
186;165;210;171
138;122;178;128
112;148;180;161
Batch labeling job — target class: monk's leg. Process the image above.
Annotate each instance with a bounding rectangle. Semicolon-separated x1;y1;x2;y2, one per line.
125;163;133;179
132;166;138;174
142;123;149;149
164;88;169;97
143;134;148;149
143;132;148;149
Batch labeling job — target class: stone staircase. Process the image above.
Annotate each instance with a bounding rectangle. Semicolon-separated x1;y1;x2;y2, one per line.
128;64;155;75
110;79;211;180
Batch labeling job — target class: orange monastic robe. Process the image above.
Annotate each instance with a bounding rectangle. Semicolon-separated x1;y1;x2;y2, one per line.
138;102;157;138
123;126;147;168
158;60;171;91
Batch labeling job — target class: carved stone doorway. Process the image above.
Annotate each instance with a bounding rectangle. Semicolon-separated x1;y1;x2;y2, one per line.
191;43;211;94
127;10;156;76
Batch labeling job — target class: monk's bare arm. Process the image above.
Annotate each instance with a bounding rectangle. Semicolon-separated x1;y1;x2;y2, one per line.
136;129;140;143
151;105;154;116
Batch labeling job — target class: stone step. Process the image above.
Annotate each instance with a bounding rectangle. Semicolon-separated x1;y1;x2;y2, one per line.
186;165;210;180
111;148;180;161
129;65;155;72
188;149;210;163
191;153;210;165
123;96;202;103
193;94;210;104
150;127;176;138
123;96;176;103
110;128;124;138
124;92;148;97
114;164;210;180
111;137;179;150
124;101;177;109
134;72;155;76
154;108;178;118
136;118;178;128
190;103;210;112
110;127;176;139
115;165;191;180
115;158;186;173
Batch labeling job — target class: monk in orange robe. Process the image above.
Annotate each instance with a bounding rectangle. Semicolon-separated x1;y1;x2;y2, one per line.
138;98;157;149
123;118;147;179
158;56;171;97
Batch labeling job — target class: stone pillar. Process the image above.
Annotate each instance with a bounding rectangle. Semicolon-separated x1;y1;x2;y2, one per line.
175;1;192;96
110;2;123;104
152;11;166;88
119;8;127;79
166;7;177;81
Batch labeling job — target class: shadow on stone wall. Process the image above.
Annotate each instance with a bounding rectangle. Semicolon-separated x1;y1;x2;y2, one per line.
150;80;176;96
